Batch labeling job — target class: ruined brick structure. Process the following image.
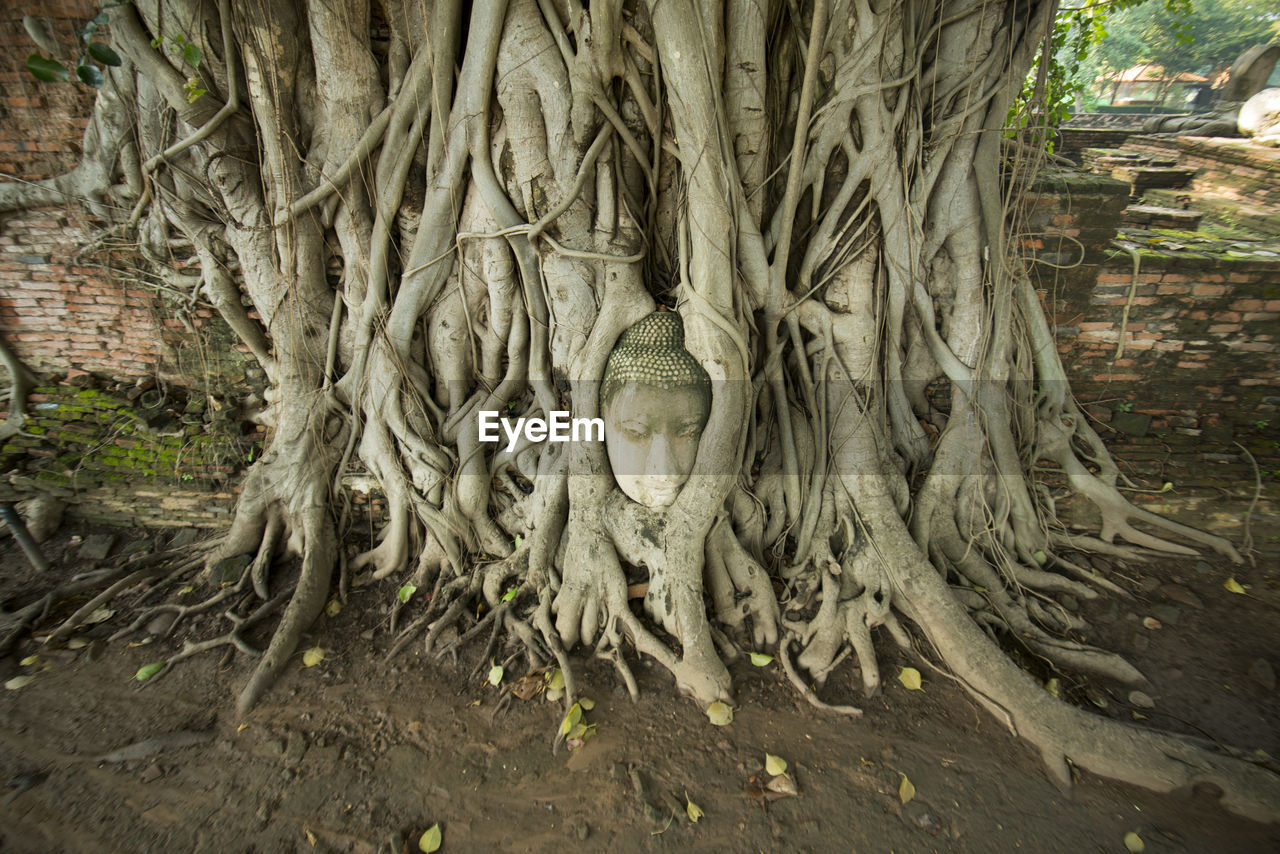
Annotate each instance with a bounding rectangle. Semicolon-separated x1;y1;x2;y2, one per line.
1;5;1276;525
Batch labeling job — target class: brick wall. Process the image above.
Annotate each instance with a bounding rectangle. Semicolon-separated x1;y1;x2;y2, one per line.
1056;128;1141;164
1123;135;1280;208
1;2;99;181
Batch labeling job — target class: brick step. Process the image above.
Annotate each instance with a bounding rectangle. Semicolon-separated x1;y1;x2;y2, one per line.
1080;147;1178;175
1143;189;1280;236
1119;204;1203;230
1111;166;1198;196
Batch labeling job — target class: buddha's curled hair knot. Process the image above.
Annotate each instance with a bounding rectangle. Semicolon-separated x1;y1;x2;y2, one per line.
601;312;712;408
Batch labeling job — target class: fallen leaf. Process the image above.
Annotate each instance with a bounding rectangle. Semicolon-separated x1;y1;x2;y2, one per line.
1142;617;1162;630
304;827;317;846
419;823;442;853
20;655;38;667
1224;577;1247;594
1031;549;1047;565
5;675;35;690
706;701;734;726
135;661;165;681
545;668;565;690
898;666;923;691
67;638;89;650
898;773;916;804
1044;678;1059;698
749;652;774;667
511;673;544;700
765;773;799;797
488;663;504;686
324;599;342;617
562;702;583;735
765;753;788;776
302;646;325;667
86;606;115;624
513;534;524;550
685;796;703;823
178;585;194;595
501;587;519;603
398;584;418;604
1124;830;1145;852
579;697;595;711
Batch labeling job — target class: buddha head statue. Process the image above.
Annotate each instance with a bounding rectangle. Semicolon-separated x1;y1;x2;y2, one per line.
601;311;712;508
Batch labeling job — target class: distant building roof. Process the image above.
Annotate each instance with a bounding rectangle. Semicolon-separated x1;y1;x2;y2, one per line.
1115;64;1209;84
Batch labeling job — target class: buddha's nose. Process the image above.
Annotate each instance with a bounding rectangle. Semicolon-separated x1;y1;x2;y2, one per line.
645;433;674;477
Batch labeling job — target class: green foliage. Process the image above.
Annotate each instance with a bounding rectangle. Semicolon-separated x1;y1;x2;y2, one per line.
1096;0;1280;80
23;3;130;89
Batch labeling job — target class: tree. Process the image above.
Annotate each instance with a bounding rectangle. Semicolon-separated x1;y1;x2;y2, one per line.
1095;0;1280;81
3;0;1278;822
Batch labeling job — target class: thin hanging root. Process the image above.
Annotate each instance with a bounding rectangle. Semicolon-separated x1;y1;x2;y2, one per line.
779;634;863;717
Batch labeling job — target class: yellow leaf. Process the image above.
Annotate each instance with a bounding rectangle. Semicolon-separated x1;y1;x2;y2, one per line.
5;675;35;690
1224;577;1247;594
579;697;595;711
898;667;923;691
302;646;325;667
418;823;442;853
20;655;38;667
765;753;788;776
749;652;774;666
304;827;317;846
562;702;583;735
1044;678;1060;697
685;797;704;823
545;668;565;691
706;701;734;726
67;638;89;649
178;585;194;595
488;664;504;686
1124;831;1145;852
1031;549;1047;565
898;773;915;804
325;599;342;617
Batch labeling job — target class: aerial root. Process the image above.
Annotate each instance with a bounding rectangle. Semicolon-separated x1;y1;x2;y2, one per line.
779;633;863;717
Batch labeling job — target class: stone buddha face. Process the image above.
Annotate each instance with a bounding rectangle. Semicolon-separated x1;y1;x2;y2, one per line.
601;312;711;508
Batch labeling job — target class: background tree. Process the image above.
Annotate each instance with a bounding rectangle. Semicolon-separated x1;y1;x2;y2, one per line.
3;0;1278;821
1095;0;1280;82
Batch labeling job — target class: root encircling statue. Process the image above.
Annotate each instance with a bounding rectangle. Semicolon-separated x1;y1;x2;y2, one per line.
2;0;1277;822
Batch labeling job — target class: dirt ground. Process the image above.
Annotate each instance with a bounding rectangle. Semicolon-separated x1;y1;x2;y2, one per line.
2;491;1279;853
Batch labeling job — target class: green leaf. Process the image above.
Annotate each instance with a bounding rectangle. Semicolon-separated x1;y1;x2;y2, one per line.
182;42;202;68
562;702;583;735
545;668;564;691
513;534;523;549
749;652;774;667
302;646;325;667
487;663;504;686
418;823;442;853
765;753;787;776
579;697;595;711
1031;549;1048;565
20;654;39;667
398;584;418;604
135;661;166;681
87;42;122;67
76;62;104;88
27;53;69;83
685;796;703;823
501;587;519;603
1224;577;1247;595
898;666;923;691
